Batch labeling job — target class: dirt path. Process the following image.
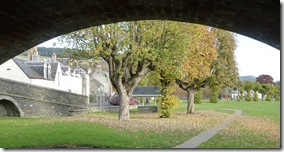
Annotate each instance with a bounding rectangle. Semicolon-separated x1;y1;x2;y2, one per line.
175;109;242;148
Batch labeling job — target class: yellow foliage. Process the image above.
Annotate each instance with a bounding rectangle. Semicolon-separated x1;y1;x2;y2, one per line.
157;94;180;118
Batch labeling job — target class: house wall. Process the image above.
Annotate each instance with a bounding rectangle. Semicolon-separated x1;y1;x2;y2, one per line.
0;59;30;83
91;71;112;96
30;79;64;91
61;75;83;94
0;58;90;97
232;91;262;100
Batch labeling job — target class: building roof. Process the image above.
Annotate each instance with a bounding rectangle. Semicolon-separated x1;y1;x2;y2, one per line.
13;57;44;79
49;62;59;80
13;57;59;80
132;86;160;97
61;66;70;75
57;58;70;66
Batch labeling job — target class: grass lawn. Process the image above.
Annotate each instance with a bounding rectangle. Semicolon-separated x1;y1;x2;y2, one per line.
0;100;280;148
0;110;227;148
191;100;280;148
178;100;280;123
0;117;202;148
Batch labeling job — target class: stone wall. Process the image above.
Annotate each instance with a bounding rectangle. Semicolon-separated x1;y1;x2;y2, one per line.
0;78;88;118
138;106;158;113
89;105;137;113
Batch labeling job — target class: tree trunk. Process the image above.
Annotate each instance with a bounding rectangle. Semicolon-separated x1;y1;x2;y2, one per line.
186;88;195;114
118;89;130;121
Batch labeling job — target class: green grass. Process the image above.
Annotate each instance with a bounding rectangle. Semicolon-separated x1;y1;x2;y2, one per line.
192;100;281;148
198;129;280;148
0;100;280;148
0;117;199;148
178;100;280;123
0;119;118;148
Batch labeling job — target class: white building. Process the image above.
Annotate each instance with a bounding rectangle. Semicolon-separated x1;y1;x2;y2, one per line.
90;70;112;96
0;56;90;97
231;89;262;100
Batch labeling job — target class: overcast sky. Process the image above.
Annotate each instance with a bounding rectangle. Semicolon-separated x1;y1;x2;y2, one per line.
38;33;281;82
235;34;280;81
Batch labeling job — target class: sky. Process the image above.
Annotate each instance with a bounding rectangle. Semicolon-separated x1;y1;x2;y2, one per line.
38;33;281;82
234;34;280;81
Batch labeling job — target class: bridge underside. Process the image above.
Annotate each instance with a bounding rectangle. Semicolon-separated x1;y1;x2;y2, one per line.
0;0;280;65
0;99;20;117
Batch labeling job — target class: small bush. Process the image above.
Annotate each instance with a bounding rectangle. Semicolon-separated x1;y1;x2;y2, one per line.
157;95;180;118
209;88;218;103
239;94;243;100
89;96;94;103
253;92;258;101
275;95;280;101
245;93;252;102
266;94;272;101
194;90;202;104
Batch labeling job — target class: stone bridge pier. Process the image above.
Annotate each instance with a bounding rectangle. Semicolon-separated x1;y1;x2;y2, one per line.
0;78;89;118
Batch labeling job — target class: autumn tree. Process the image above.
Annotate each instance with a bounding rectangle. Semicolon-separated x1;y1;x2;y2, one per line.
256;74;274;84
60;21;186;120
175;25;217;114
208;29;239;103
149;22;191;117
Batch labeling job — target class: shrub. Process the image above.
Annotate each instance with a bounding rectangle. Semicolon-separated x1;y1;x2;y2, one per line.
275;95;280;101
157;95;180;118
209;87;218;103
245;93;252;102
194;89;202;104
253;92;259;101
89;95;94;103
265;94;272;101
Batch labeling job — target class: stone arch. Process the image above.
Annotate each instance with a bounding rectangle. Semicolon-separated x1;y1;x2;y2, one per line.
0;96;24;117
0;0;279;65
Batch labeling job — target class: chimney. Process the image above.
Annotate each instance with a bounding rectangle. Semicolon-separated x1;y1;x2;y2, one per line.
32;55;40;62
28;46;38;61
52;53;56;61
47;64;51;79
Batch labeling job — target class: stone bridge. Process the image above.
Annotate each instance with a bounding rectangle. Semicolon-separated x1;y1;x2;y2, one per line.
0;0;280;65
0;78;88;118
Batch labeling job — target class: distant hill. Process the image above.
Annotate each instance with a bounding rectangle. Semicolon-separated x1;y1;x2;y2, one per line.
240;75;256;82
20;47;66;57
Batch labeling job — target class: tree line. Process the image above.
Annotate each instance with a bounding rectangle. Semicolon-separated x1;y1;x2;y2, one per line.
59;20;239;121
21;47;66;57
238;74;280;102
